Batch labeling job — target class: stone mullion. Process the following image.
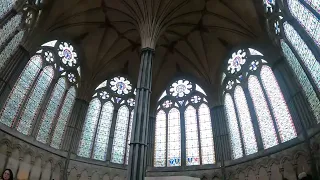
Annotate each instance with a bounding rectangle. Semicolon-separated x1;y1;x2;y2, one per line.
62;98;89;179
89;103;104;159
165;112;168;167
0;9;17;27
147;116;155;167
180;107;186;168
30;77;58;138
106;107;119;162
47;89;69;145
243;87;264;151
196;109;202;165
127;48;153;180
231;94;246;157
257;76;282;144
124;109;133;165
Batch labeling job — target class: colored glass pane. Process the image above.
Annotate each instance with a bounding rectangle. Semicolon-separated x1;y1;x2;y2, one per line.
17;66;54;135
0;31;25;70
185;106;200;166
304;0;320;13
154;110;166;167
287;0;320;47
111;106;130;164
0;0;17;20
167;108;181;167
234;86;258;155
93;102;114;161
0;14;22;47
125;111;134;165
224;93;243;159
0;55;42;127
281;40;320;121
78;99;101;158
36;78;66;144
260;66;297;142
51;87;76;149
248;75;278;149
198;104;215;164
283;22;320;91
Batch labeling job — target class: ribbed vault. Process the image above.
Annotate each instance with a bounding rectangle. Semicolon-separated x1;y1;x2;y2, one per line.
37;0;266;107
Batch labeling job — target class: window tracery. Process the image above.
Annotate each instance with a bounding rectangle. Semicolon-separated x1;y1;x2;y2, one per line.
0;40;80;149
223;47;296;159
78;75;136;164
154;79;215;167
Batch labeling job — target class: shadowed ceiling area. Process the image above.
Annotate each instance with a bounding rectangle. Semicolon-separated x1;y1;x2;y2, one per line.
38;0;266;105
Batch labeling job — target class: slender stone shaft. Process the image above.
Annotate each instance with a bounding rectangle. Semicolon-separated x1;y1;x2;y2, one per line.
127;48;154;180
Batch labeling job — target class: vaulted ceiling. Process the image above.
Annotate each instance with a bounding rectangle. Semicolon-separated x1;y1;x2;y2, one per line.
37;0;268;107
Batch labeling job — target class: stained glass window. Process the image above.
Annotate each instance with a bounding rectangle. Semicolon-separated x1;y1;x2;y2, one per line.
154;110;166;167
50;87;76;149
198;104;215;164
280;40;320;121
225;93;243;159
0;55;42;127
283;22;320;91
260;66;297;142
248;75;278;149
185;106;200;166
93;102;114;161
111;106;130;164
0;31;25;70
0;0;17;20
234;86;258;155
37;78;66;143
287;0;320;47
167;108;181;167
0;14;22;47
78;99;101;158
125;111;134;165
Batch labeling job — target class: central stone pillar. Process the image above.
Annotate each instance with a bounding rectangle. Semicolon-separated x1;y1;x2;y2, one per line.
127;48;154;180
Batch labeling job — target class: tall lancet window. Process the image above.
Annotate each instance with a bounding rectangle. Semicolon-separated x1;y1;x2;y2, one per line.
263;0;320;122
78;76;136;165
223;48;297;159
0;40;80;149
154;79;215;167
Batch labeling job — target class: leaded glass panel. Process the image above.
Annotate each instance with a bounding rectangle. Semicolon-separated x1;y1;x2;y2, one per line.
0;14;22;47
0;55;42;127
0;0;17;20
304;0;320;13
78;99;101;158
167;108;181;167
248;75;278;149
154;110;166;167
17;66;54;135
37;78;66;144
234;86;258;155
281;40;320;121
93;102;114;161
260;66;297;142
51;87;76;149
283;22;320;90
111;106;130;164
185;106;200;166
0;31;25;70
224;93;243;159
125;111;134;165
198;104;215;164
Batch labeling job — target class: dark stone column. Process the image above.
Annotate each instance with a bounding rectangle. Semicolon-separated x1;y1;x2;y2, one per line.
62;98;89;180
146;116;155;167
211;106;231;162
127;48;154;180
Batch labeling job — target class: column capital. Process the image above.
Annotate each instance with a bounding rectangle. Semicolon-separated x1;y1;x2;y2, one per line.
141;47;155;53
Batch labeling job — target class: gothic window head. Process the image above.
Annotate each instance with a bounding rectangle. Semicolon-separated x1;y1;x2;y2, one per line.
78;75;135;165
0;40;80;149
223;47;297;160
154;78;215;167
